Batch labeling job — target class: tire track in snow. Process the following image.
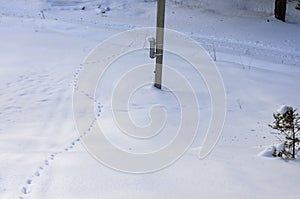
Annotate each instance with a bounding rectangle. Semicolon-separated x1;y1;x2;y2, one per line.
18;65;103;199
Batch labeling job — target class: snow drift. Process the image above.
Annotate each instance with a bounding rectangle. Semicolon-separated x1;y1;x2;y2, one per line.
169;0;275;14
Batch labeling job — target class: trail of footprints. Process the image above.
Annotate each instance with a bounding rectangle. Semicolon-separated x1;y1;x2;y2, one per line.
19;65;103;199
19;136;82;198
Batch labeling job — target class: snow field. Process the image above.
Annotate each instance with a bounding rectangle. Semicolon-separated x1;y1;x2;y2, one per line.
0;0;299;199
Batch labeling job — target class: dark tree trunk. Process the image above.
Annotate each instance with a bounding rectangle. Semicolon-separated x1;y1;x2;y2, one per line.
274;0;287;22
292;127;295;158
296;1;300;10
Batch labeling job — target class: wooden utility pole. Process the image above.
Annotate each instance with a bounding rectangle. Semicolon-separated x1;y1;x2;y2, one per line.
154;0;166;89
274;0;287;22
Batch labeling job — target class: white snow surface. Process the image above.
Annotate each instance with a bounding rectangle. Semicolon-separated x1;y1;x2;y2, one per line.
0;0;300;199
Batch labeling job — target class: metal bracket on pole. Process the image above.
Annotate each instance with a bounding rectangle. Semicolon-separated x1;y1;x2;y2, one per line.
148;37;164;59
149;37;156;59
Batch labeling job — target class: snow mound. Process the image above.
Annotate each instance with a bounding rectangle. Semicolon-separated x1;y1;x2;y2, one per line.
258;142;285;158
259;146;276;157
277;105;293;115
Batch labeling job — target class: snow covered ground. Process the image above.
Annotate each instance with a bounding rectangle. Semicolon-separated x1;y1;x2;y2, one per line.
0;0;300;199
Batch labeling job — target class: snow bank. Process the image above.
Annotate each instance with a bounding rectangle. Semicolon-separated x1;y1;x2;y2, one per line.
169;0;275;14
47;0;92;7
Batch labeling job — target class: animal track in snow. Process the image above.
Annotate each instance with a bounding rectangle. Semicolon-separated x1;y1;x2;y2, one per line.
21;187;29;194
26;179;32;185
34;171;40;177
19;66;103;199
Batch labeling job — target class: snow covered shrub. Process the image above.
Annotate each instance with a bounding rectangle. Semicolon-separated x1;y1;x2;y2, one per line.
269;105;300;159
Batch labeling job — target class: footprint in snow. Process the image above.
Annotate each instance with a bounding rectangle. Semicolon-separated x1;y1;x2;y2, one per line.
26;179;32;185
22;187;29;194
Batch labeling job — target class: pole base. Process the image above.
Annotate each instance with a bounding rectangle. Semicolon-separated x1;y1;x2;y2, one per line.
154;83;162;89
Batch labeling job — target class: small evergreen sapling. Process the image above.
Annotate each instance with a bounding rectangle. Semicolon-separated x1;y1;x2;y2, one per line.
269;105;300;159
